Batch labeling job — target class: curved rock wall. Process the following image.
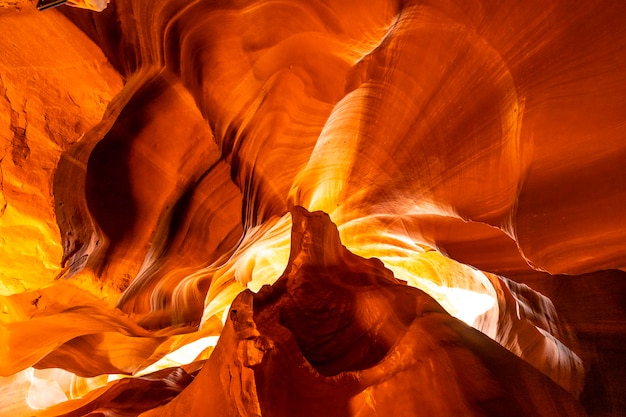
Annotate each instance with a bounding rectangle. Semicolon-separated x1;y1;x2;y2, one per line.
0;0;625;416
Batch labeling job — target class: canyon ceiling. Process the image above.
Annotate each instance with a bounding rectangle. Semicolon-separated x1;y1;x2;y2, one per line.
0;0;625;416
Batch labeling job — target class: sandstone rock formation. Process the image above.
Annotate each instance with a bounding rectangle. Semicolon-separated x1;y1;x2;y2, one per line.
0;0;625;416
138;207;587;417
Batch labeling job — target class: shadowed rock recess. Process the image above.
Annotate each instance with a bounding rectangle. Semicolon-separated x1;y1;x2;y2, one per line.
0;0;624;416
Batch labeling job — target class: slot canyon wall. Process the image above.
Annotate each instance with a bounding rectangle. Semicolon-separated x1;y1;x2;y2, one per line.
0;0;625;416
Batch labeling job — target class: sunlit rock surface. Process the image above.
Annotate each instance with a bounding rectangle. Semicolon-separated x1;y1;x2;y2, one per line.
0;0;625;416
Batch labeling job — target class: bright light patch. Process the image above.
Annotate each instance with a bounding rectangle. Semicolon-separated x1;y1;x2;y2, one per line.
135;336;220;376
26;368;69;410
414;278;496;325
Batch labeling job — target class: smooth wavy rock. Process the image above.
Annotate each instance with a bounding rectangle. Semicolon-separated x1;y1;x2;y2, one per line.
0;0;625;415
63;0;626;276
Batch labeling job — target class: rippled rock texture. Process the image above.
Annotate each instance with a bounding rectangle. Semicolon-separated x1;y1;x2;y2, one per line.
1;0;625;416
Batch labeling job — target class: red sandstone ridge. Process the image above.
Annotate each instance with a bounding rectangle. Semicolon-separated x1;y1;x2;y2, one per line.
0;0;625;416
139;207;587;417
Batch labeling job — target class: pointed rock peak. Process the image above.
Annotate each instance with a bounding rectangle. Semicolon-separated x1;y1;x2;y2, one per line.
284;205;399;287
287;206;344;269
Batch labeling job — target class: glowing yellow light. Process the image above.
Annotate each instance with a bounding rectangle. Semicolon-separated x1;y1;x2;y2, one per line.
0;205;63;296
135;336;220;376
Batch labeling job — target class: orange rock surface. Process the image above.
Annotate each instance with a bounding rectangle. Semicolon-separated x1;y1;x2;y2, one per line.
0;0;625;416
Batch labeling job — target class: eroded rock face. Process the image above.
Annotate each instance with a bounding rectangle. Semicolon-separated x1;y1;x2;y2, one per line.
0;2;122;296
0;0;625;416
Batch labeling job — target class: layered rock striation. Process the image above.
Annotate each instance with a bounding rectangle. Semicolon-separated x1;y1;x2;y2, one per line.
1;0;625;416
